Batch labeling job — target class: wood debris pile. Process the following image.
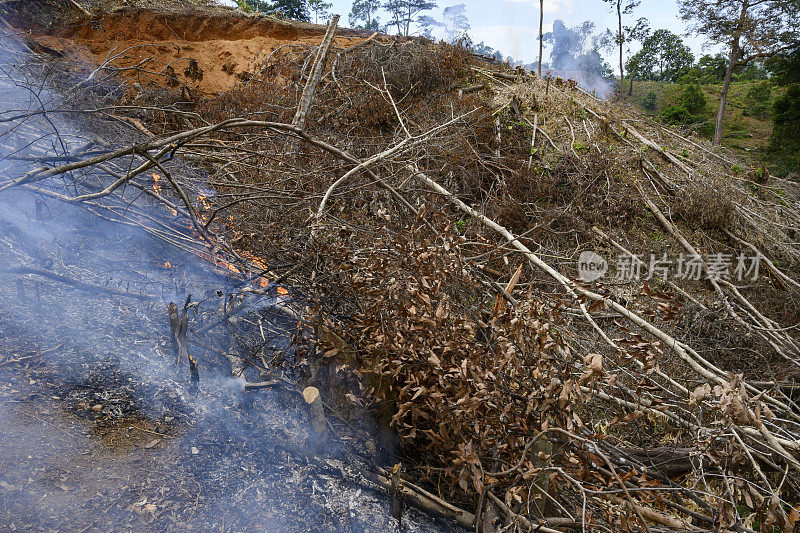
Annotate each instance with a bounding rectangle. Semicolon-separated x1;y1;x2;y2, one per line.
4;5;800;531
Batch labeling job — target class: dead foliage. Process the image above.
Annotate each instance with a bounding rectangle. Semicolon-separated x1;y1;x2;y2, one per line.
15;8;800;530
307;213;581;504
156;38;800;531
675;176;738;231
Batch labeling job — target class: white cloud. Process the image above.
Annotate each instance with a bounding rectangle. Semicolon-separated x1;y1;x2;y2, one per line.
471;23;554;61
471;25;536;42
502;0;574;13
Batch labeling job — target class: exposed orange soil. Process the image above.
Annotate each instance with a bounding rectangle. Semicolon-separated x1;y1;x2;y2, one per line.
30;9;370;94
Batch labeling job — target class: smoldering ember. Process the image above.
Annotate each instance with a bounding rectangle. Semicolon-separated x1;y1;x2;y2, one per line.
0;0;799;531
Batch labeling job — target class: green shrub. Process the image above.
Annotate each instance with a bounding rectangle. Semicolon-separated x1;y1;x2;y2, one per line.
773;85;800;144
679;84;707;114
769;85;800;172
642;91;658;111
742;80;772;119
695;121;716;137
660;105;697;125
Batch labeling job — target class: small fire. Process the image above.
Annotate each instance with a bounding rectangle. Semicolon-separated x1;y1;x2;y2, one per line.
150;173;176;216
149;183;289;300
238;249;268;271
197;193;212;211
215;258;241;275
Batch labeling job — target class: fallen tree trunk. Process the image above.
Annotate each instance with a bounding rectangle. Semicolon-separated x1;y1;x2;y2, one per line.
293;15;339;131
618;446;711;478
372;469;477;529
4;265;156;300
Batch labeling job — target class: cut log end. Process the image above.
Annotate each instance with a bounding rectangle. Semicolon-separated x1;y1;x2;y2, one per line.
302;386;320;404
303;386;329;447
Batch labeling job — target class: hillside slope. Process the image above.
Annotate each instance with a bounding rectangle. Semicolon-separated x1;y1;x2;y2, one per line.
621;79;785;158
12;5;378;94
6;2;800;531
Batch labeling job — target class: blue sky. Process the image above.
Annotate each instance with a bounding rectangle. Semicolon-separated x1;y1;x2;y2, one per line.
318;0;719;65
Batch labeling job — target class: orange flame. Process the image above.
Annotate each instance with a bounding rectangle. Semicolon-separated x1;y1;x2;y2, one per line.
149;184;291;300
197;193;212;211
215;258;241;275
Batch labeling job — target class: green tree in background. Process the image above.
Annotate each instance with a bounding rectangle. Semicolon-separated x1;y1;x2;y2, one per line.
647;30;694;81
349;0;381;31
680;84;706;114
601;0;649;92
679;0;800;145
270;0;310;21
767;46;800;85
383;0;437;36
770;85;800;172
625;47;654;94
696;54;728;82
625;29;693;94
308;0;332;23
767;43;799;171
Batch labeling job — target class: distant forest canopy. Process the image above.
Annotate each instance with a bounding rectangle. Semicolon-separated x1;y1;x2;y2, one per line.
234;1;792;85
234;0;799;165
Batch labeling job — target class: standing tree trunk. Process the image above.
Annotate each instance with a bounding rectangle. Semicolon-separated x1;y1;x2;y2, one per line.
617;0;624;92
628;76;633;96
387;0;402;35
538;0;544;76
714;0;748;146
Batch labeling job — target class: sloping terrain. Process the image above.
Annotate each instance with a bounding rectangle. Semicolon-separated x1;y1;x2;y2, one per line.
16;6;375;94
0;14;448;532
4;2;800;532
621;79;785;154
